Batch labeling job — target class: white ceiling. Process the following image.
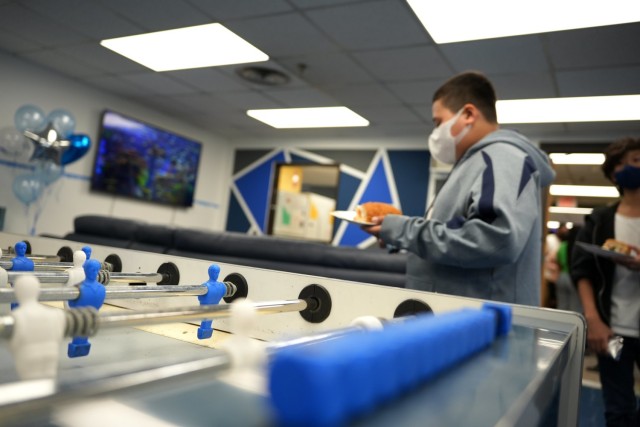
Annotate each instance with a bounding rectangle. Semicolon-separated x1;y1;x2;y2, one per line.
0;0;639;143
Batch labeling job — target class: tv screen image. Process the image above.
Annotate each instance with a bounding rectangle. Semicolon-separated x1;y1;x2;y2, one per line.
91;111;202;207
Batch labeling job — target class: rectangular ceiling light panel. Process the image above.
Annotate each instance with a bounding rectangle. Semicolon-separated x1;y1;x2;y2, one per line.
550;185;619;198
246;107;369;129
497;95;640;123
549;206;594;215
101;23;268;72
407;0;640;43
549;153;605;165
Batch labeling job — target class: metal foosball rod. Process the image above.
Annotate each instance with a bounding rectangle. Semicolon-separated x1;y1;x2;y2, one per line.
0;254;61;262
8;270;169;286
0;260;114;272
0;282;237;304
0;299;311;339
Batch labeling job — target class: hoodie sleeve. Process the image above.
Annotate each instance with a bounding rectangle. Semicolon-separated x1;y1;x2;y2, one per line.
379;144;545;269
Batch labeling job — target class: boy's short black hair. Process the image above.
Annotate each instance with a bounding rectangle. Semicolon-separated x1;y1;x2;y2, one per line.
602;137;640;181
433;71;498;123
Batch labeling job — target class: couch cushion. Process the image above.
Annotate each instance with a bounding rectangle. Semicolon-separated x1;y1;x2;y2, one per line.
172;229;329;266
64;215;142;249
129;223;175;253
166;249;406;287
74;215;142;241
320;245;407;274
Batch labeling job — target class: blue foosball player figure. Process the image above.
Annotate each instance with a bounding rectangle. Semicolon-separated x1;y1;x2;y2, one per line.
11;241;34;272
197;264;227;340
81;245;91;264
67;259;106;357
11;241;34;310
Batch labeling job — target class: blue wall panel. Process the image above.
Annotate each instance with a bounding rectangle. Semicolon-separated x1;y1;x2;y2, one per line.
388;150;430;216
334;172;362;237
225;191;251;233
339;157;394;247
234;151;286;232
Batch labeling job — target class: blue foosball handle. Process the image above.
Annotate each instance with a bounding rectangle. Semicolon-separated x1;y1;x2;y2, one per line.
268;303;512;427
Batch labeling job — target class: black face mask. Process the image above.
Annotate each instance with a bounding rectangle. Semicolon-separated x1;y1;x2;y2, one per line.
614;165;640;190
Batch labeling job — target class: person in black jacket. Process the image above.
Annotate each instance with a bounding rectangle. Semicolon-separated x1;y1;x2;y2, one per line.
571;137;640;427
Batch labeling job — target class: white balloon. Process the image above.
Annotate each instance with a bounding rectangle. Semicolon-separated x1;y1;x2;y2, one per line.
0;127;29;156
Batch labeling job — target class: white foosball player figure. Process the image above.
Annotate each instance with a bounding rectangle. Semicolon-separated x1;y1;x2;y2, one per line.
220;299;268;394
9;275;66;381
0;254;9;316
64;251;86;308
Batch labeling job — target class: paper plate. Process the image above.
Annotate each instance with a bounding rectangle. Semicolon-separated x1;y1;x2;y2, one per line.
331;211;375;226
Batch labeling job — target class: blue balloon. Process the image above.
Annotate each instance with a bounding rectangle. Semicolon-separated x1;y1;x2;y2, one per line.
12;173;45;206
61;134;91;165
33;160;63;185
47;109;76;138
14;105;47;133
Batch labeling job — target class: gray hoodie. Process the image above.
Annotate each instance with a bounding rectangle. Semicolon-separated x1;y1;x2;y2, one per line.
380;129;555;306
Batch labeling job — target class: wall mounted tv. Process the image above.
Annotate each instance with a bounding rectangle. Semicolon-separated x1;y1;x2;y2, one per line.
91;110;202;207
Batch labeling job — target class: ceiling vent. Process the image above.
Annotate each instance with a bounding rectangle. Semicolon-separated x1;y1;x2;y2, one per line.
236;66;290;86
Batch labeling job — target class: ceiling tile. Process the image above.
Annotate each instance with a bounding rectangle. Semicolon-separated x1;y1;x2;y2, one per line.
278;52;375;86
322;83;399;106
213;90;284;110
0;3;89;47
120;72;199;95
545;23;640;69
83;75;151;98
99;0;209;32
167;68;249;93
305;0;431;50
387;80;443;104
187;0;293;20
225;13;337;56
0;29;42;52
488;72;557;99
19;49;103;78
353;46;452;81
439;36;549;74
354;105;426;125
21;0;144;40
289;0;361;7
410;104;432;124
260;88;339;107
556;66;640;97
57;43;148;74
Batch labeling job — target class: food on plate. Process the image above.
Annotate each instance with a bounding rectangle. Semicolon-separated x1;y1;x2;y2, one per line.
602;238;636;256
355;202;401;223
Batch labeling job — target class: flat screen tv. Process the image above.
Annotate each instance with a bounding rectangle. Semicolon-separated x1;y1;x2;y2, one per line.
91;110;202;207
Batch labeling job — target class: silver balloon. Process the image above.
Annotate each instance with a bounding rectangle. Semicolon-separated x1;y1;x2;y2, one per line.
24;122;70;165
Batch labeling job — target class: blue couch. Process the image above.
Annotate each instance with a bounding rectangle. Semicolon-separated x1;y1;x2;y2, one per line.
63;215;407;288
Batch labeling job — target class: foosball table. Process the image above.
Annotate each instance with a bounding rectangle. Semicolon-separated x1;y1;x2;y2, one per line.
0;232;586;427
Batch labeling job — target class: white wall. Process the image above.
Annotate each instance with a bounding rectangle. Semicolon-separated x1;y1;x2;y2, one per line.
0;52;234;237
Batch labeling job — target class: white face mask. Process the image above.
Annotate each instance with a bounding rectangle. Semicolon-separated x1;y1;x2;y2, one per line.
428;108;470;165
